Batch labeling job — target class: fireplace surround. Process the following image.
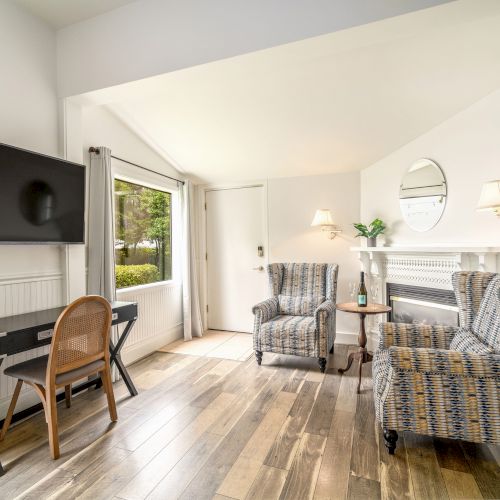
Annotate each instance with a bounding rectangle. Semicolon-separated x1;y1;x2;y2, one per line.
350;245;500;346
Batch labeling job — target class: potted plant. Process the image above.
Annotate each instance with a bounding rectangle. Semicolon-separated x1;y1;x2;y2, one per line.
353;218;386;247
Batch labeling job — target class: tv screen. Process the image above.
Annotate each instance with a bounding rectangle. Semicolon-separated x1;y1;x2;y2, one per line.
0;143;85;243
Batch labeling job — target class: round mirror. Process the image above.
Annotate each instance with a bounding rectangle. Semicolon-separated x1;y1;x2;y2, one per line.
399;159;446;232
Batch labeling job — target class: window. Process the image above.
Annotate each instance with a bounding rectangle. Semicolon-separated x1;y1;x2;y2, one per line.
114;179;172;288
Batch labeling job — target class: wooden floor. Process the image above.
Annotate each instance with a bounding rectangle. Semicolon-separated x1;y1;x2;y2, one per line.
0;343;499;500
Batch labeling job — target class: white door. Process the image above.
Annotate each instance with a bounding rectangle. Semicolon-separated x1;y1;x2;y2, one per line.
206;186;268;333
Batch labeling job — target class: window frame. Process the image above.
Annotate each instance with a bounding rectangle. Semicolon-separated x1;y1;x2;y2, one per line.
113;171;180;291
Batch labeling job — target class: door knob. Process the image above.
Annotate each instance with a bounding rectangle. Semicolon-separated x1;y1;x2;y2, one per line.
252;266;264;271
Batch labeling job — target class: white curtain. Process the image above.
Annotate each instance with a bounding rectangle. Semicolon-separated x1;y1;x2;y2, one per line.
87;147;116;302
181;180;204;340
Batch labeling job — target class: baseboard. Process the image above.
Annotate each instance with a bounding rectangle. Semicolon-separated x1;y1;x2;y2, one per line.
121;323;183;366
335;330;378;352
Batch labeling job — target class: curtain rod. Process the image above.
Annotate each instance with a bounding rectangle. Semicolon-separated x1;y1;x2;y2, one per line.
88;147;185;185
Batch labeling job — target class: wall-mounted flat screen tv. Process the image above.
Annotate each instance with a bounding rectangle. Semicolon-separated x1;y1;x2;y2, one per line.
0;143;85;243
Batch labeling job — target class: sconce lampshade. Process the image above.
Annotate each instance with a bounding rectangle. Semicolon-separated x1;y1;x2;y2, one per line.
477;180;500;214
311;209;334;227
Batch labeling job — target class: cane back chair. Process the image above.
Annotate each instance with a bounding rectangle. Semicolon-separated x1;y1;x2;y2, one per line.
1;295;117;459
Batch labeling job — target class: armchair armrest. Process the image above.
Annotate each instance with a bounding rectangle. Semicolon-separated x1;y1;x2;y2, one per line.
314;299;336;318
252;297;279;324
379;322;458;350
315;300;336;357
388;346;500;378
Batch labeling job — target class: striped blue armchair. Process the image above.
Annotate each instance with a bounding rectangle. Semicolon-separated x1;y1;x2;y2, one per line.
373;271;500;454
252;263;339;373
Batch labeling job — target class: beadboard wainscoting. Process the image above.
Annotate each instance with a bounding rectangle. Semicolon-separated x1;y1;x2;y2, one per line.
0;271;65;419
117;281;183;367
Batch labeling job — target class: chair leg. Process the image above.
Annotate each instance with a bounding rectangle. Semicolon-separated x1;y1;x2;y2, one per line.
383;429;398;455
46;386;60;459
0;380;23;441
255;350;263;365
318;357;327;373
100;368;118;422
64;385;72;408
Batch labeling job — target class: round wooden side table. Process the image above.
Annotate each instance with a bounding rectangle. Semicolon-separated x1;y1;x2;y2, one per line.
336;302;392;394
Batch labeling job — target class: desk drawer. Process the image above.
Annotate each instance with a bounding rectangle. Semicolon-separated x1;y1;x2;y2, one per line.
111;303;138;325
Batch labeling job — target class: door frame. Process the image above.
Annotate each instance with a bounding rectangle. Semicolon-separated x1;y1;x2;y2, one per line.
198;181;269;332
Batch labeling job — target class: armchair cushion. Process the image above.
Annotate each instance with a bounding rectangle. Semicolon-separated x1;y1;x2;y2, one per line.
472;275;500;353
449;328;494;354
259;315;316;356
280;263;327;297
278;294;325;316
378;322;457;350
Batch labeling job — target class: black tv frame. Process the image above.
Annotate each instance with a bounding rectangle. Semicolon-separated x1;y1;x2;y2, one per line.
0;142;86;245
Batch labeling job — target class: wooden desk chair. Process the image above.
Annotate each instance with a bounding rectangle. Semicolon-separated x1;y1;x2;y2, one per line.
0;295;117;459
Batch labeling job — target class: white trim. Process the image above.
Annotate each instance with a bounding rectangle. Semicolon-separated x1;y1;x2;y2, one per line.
351;245;500;253
0;271;63;285
116;279;180;294
335;330;378;352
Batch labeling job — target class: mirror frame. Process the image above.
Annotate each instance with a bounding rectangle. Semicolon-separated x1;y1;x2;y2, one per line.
399;158;447;232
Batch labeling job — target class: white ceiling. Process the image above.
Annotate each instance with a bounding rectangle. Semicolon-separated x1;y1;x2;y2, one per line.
76;0;500;183
15;0;138;28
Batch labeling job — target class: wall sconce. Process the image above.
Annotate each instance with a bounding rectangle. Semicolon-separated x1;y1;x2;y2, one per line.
477;180;500;216
311;209;342;239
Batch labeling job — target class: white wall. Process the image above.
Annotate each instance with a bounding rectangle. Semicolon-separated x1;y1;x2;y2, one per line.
361;90;500;246
267;172;361;337
0;3;65;418
81;105;182;181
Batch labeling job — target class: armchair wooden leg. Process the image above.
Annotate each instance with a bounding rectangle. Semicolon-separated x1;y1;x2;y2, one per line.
383;429;398;455
318;357;327;373
64;385;71;408
255;350;263;365
101;368;118;422
1;379;23;441
46;386;60;459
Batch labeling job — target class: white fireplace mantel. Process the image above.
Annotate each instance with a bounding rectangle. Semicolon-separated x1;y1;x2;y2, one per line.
351;245;500;255
350;245;499;343
351;245;500;291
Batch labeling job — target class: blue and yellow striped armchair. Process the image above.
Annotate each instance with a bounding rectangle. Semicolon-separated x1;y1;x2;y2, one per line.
252;263;338;373
373;271;500;454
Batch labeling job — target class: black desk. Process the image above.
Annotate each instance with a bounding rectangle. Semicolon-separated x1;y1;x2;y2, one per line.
0;301;138;475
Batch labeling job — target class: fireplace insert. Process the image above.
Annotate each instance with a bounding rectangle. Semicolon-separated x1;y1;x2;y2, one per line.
386;283;459;326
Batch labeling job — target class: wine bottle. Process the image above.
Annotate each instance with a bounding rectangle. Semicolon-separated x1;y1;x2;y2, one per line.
357;272;367;307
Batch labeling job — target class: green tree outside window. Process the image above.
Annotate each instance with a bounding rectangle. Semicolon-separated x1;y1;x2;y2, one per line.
114;179;172;288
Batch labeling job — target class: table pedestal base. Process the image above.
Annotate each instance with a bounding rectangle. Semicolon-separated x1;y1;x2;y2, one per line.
338;348;373;394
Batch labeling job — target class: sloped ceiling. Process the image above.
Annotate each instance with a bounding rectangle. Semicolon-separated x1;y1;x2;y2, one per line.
76;0;500;183
14;0;138;28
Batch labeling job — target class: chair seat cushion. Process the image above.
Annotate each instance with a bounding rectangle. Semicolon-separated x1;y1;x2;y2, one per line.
259;315;317;356
4;354;106;386
278;295;325;316
450;328;494;354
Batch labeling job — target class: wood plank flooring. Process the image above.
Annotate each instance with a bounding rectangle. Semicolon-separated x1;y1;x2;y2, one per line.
0;343;499;500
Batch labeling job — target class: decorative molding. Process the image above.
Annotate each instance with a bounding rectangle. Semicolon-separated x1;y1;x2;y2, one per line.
0;270;63;286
